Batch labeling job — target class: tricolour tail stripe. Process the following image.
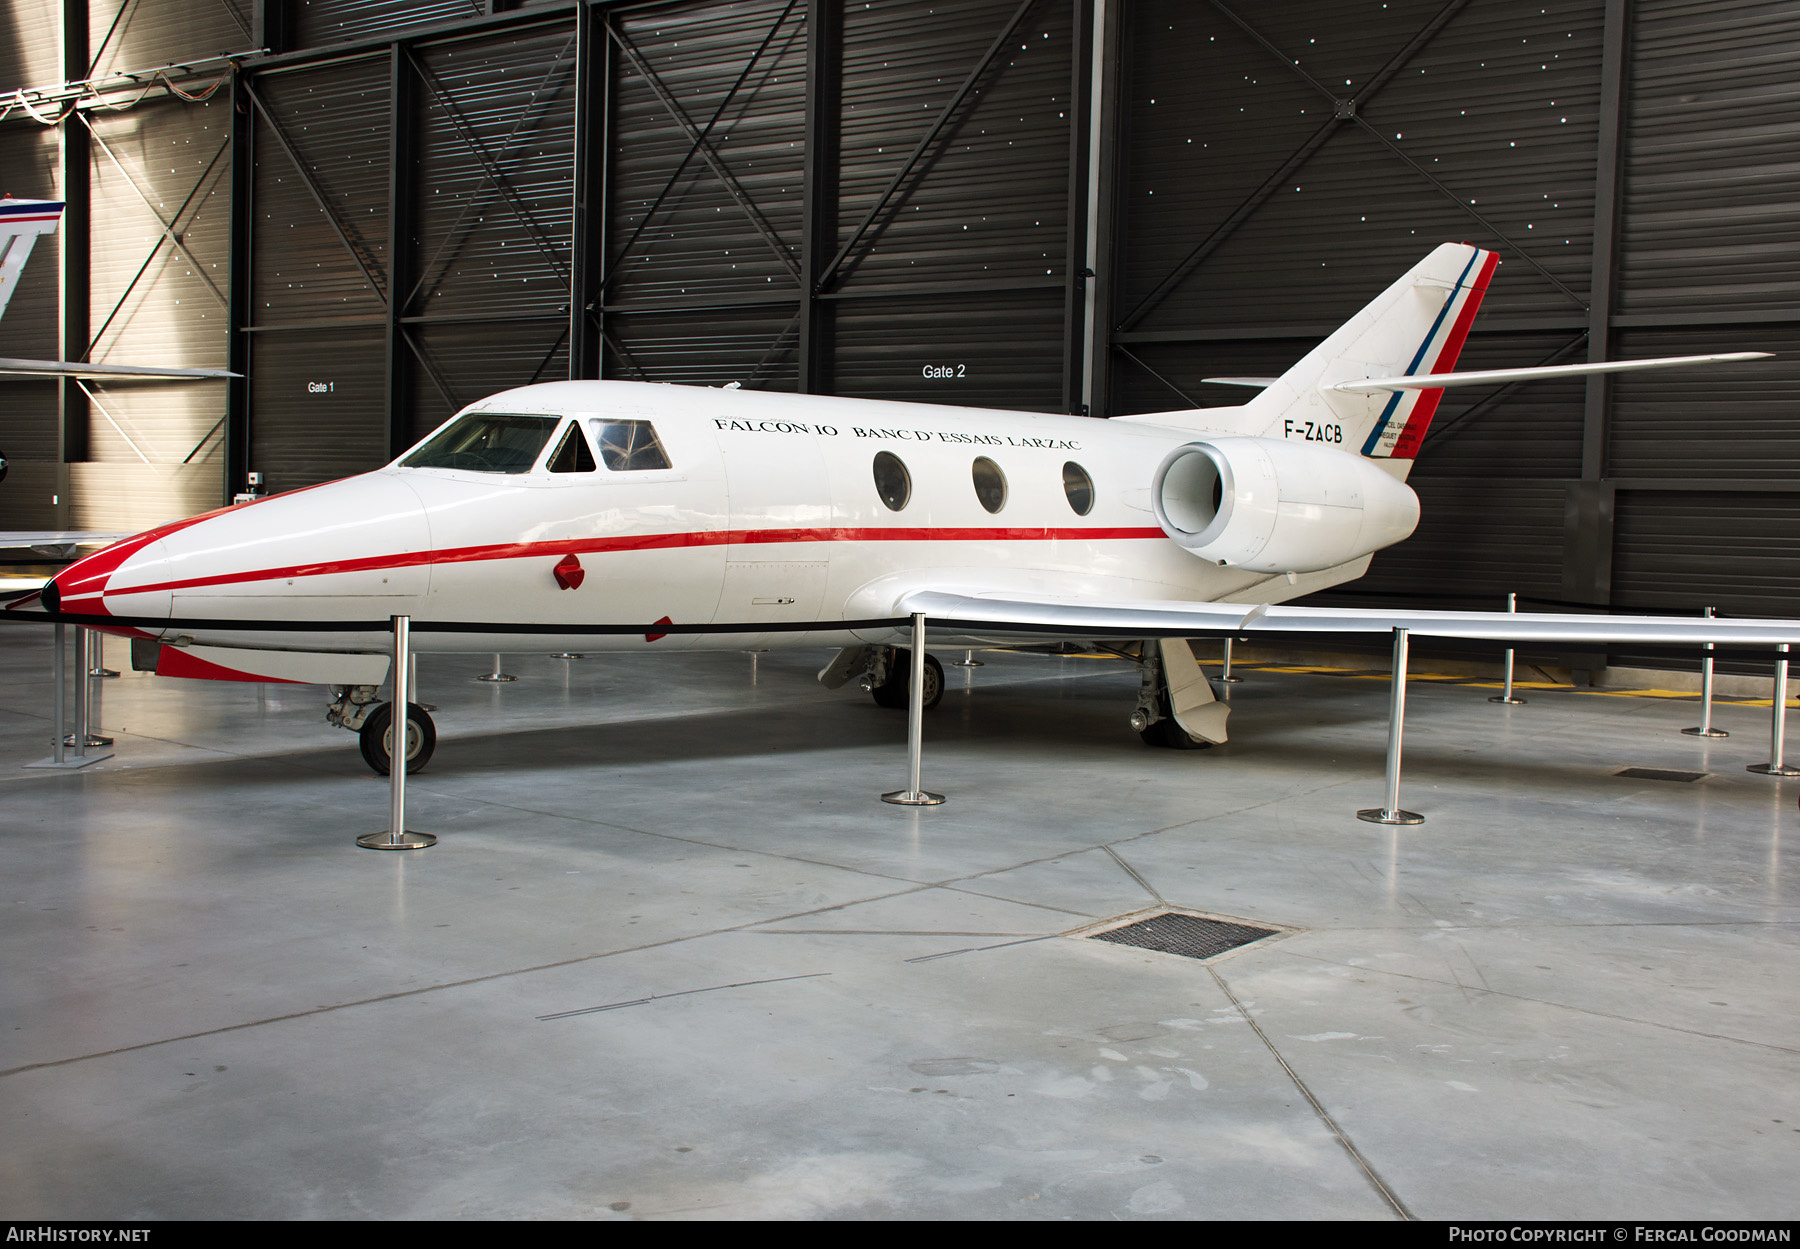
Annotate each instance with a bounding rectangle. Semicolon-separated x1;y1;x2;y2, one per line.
1361;248;1498;458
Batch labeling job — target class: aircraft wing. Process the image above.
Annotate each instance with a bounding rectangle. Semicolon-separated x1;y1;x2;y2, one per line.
0;358;239;380
894;589;1800;647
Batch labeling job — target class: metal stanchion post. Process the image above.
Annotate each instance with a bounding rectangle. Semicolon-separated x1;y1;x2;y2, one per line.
882;612;945;806
1747;643;1800;777
1682;606;1727;738
66;629;113;748
51;623;64;765
358;616;437;849
28;624;108;769
88;629;118;678
70;628;87;758
1358;628;1424;825
476;653;515;682
1488;593;1526;705
1219;637;1242;683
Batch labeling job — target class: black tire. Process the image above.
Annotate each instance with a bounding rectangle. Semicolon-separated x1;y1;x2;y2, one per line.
359;701;437;775
1138;688;1212;750
871;649;944;711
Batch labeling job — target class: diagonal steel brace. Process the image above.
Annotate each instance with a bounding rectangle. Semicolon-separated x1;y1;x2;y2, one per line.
607;16;800;282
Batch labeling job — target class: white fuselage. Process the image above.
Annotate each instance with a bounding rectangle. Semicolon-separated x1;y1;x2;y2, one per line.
52;380;1374;657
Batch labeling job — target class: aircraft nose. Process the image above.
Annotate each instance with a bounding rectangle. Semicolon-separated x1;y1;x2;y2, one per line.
43;528;178;627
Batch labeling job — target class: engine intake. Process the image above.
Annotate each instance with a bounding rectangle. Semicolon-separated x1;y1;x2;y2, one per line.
1151;437;1419;574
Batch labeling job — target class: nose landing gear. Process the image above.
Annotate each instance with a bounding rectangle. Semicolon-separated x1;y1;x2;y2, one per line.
329;684;436;775
358;701;437;776
870;647;944;711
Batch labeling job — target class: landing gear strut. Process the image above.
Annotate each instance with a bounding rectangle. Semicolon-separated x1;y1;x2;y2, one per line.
1131;645;1215;750
358;701;437;775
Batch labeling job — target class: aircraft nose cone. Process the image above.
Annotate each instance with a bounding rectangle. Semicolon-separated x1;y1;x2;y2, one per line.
47;528;179;626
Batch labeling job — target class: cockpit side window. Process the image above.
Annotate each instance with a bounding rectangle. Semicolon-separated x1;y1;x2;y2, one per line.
590;418;672;471
402;413;561;473
546;421;597;473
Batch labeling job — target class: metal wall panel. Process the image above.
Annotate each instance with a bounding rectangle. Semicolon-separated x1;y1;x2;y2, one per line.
1612;488;1800;671
86;0;255;77
1608;325;1800;479
249;323;386;491
831;289;1065;411
411;26;577;319
1357;478;1571;602
833;0;1073;290
601;306;798;391
251;57;392;321
0;0;61;92
604;0;806;308
1617;0;1800;316
294;0;490;49
1115;0;1602;340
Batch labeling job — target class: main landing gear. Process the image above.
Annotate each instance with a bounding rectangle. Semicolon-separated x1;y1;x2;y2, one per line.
1130;642;1219;751
328;685;437;775
869;646;944;711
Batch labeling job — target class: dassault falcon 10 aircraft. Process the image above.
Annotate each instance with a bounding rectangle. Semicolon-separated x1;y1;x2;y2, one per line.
10;242;1789;774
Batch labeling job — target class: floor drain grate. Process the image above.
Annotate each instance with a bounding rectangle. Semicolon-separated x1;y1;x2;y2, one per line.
1617;767;1707;783
1089;911;1279;961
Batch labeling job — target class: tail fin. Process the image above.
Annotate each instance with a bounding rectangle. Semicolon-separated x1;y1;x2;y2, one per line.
1126;242;1498;460
0;198;65;323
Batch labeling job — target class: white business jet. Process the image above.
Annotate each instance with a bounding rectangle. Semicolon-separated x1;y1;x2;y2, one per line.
8;242;1786;774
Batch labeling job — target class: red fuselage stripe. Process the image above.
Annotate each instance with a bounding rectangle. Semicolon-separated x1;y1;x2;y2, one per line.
101;525;1171;598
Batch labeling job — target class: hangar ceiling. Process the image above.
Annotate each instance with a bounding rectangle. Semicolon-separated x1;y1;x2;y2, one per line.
2;0;1798;670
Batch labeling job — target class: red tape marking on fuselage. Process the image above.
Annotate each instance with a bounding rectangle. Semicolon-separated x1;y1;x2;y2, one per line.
103;525;1170;598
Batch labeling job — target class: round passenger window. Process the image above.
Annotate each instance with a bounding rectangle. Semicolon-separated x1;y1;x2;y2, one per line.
1062;461;1094;516
971;457;1007;514
873;451;911;511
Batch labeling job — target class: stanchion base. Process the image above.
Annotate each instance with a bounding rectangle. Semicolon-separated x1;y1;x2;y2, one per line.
475;673;517;682
1681;727;1728;738
1487;695;1526;705
1746;763;1800;777
63;733;114;747
554;653;585;660
356;830;438;850
1357;807;1424;825
25;751;111;770
882;790;945;807
88;668;119;678
949;660;984;668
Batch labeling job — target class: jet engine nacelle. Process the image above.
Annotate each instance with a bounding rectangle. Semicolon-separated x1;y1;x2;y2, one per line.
1151;437;1420;574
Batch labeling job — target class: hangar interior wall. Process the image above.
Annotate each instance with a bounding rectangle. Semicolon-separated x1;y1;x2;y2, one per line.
3;0;1797;671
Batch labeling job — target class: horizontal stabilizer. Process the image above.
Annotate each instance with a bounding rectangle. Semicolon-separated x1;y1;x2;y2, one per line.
1331;352;1771;394
1201;376;1280;389
0;358;240;380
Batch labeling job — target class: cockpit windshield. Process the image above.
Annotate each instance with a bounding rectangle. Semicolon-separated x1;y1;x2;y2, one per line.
402;412;561;473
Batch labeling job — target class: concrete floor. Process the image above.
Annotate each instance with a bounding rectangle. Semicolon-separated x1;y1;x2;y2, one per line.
1;628;1796;1220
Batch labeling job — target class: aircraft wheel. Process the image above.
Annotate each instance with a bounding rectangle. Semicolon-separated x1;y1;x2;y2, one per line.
871;649;944;711
359;701;437;775
1138;689;1212;750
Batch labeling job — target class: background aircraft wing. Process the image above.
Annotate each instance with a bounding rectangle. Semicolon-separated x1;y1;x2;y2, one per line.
0;358;239;380
894;589;1800;646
